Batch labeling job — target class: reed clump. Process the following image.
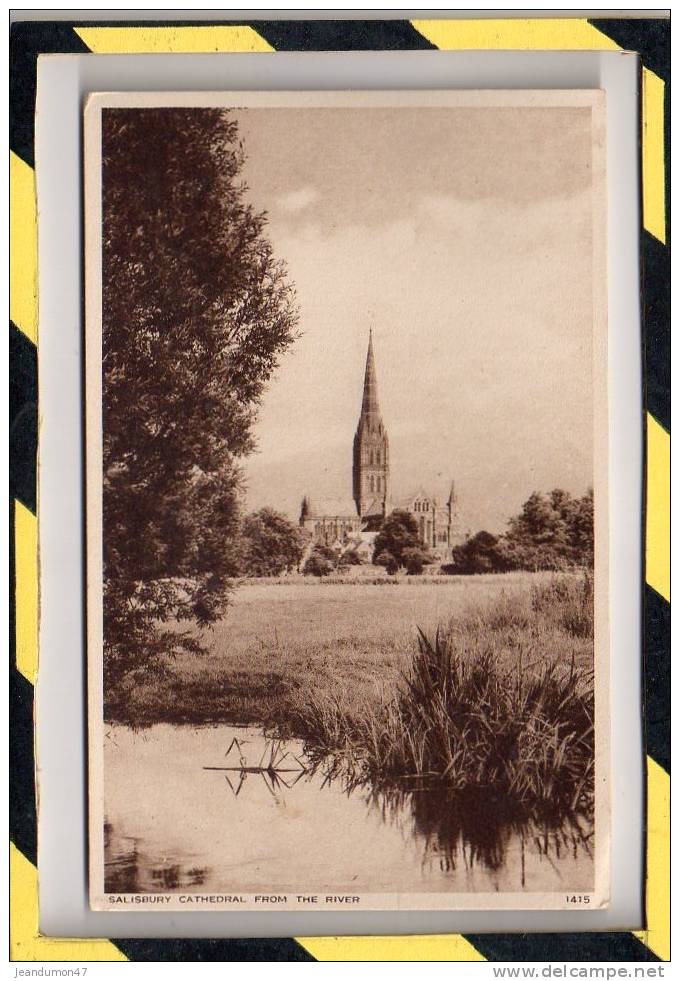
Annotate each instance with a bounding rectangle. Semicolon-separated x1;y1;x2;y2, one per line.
291;574;594;813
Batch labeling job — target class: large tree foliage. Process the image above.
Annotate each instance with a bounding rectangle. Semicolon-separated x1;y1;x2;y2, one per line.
102;108;298;703
446;531;509;575
240;508;305;577
373;510;422;569
503;488;594;570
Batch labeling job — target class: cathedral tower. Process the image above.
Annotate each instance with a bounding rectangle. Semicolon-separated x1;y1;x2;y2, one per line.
353;330;389;519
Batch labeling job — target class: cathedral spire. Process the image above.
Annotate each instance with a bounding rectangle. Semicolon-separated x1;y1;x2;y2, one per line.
353;329;389;519
361;328;380;415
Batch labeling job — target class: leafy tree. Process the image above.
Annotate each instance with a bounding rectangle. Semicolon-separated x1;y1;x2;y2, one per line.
568;489;594;566
240;508;305;577
445;531;510;574
505;488;593;570
372;510;420;568
102;108;298;709
507;492;562;549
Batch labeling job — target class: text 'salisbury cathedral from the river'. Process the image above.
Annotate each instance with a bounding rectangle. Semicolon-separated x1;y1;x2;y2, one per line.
299;331;464;561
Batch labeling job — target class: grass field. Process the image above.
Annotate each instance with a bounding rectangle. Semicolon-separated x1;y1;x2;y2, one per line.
111;571;593;729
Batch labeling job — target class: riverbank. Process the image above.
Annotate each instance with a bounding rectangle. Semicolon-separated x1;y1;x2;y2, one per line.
106;572;592;730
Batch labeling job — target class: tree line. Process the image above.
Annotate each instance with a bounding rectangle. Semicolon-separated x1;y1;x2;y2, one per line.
237;485;594;580
444;488;594;574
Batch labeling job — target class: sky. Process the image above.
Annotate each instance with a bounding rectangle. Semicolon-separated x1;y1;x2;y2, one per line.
233;103;597;533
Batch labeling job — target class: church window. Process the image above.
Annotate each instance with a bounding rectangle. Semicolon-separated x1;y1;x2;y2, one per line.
376;450;381;465
370;476;375;492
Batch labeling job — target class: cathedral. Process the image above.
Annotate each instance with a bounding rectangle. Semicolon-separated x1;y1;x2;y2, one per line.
299;331;463;562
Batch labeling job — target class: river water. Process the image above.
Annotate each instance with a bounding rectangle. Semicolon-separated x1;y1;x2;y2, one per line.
104;724;594;896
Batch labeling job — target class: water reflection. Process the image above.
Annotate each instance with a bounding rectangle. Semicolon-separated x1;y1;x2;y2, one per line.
205;735;307;797
363;783;592;887
104;724;594;895
298;745;594;887
104;821;209;893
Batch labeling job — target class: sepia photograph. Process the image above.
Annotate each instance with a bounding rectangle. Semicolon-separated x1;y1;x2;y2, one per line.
85;90;608;911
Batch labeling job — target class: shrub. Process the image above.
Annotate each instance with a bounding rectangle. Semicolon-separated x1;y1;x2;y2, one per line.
446;531;510;574
315;543;339;563
338;547;362;567
302;545;337;577
401;546;429;575
374;550;399;575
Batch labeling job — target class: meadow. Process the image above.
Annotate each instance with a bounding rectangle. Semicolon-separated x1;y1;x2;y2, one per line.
113;571;593;734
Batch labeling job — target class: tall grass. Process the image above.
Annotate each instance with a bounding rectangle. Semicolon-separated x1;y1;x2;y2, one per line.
289;574;594;815
530;570;594;638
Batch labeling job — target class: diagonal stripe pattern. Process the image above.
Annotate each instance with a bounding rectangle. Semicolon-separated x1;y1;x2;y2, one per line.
10;152;37;344
411;17;620;50
73;25;273;53
646;416;670;601
297;935;485;961
642;68;667;245
14;501;37;685
634;758;670;960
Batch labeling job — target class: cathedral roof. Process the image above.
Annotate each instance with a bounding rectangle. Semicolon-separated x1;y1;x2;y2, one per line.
392;488;443;509
302;497;359;519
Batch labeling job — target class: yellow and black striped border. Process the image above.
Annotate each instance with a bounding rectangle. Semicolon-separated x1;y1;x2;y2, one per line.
10;16;669;963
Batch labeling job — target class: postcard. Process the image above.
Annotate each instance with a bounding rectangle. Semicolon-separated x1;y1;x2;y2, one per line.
85;90;608;911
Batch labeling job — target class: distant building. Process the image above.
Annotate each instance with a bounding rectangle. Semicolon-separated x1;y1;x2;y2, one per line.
392;486;461;554
299;331;464;561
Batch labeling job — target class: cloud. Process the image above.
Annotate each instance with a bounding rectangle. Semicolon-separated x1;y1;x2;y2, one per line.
276;187;321;213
